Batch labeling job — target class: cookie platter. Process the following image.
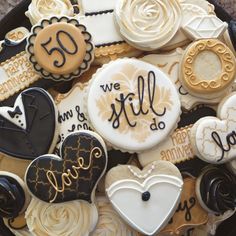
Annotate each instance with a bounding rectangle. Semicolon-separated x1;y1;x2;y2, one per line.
0;0;235;236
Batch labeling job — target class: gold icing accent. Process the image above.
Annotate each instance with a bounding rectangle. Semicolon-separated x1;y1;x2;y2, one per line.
95;43;138;60
160;178;208;236
0;51;40;101
181;39;236;95
46;146;102;203
96;64;173;142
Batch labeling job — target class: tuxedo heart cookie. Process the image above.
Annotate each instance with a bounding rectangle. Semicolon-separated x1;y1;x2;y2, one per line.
191;92;236;164
105;160;183;235
0;87;58;160
25;131;107;203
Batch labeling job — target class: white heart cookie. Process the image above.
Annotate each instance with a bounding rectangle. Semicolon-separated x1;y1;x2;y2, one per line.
105;161;183;235
191;92;236;163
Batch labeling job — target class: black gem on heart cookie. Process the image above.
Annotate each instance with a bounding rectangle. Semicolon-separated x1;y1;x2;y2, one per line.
142;191;151;201
25;131;107;203
0;87;57;160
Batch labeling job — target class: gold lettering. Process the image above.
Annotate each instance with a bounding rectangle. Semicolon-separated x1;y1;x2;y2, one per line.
46;147;102;203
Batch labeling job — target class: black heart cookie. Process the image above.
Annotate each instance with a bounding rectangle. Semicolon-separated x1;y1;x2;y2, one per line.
0;87;58;160
25;131;107;203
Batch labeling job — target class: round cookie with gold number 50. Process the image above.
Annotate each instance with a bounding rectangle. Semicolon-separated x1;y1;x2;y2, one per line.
86;58;181;152
26;16;94;81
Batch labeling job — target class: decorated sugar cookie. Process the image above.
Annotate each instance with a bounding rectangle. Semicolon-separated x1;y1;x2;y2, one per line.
114;0;182;51
25;131;107;203
141;49;223;109
91;196;141;236
182;15;228;40
26;16;94;81
159;178;208;236
105;160;183;235
180;39;236;99
54;82;93;154
0;171;30;219
78;0;141;64
191;92;236;164
26;197;98;236
196;166;236;214
86;58;181;152
0;87;58;160
25;0;74;25
138;125;194;167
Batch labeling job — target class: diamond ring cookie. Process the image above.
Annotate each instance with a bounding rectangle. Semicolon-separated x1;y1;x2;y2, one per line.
180;39;236;99
26;16;94;81
105;160;183;235
86;58;181;153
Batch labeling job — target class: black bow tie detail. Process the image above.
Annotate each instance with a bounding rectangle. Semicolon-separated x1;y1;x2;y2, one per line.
7;106;22;118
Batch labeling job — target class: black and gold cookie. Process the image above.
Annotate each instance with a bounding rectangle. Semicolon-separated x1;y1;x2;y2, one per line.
25;131;107;203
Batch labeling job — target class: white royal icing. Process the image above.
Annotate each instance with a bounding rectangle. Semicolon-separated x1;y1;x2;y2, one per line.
182;15;228;40
79;0;118;13
25;0;74;25
26;198;98;236
78;0;123;47
114;0;182;51
141;49;222;109
106;175;183;235
191;92;236;164
55;83;93;153
87;58;181;152
0;93;27;129
78;13;123;47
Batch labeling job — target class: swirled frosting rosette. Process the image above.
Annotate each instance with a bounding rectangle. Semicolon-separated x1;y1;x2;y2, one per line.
25;0;74;25
91;197;140;236
196;166;236;214
25;198;98;236
114;0;182;51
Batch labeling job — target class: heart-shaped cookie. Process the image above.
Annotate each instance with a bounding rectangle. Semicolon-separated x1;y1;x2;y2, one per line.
191;92;236;163
25;131;107;203
105;160;183;235
0;87;57;160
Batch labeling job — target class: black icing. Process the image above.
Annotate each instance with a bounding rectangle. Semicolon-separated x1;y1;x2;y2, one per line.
229;20;236;51
26;132;107;203
178;105;216;128
0;175;25;219
199;166;236;214
142;191;151;201
0;87;57;160
215;212;236;236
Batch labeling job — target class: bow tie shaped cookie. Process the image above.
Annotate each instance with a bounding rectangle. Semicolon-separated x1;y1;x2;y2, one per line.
191;92;236;164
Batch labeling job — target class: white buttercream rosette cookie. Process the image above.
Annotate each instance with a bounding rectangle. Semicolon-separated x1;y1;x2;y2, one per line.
91;196;140;236
25;198;98;236
25;0;74;25
114;0;182;51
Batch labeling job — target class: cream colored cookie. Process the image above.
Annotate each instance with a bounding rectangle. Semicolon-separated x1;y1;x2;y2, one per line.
180;39;236;100
105;161;183;235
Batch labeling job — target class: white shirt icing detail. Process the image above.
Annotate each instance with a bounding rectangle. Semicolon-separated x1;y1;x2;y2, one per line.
0;94;27;129
106;175;183;235
80;0;118;13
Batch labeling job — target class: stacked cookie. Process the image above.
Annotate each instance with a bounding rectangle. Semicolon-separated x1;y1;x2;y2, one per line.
0;0;236;236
